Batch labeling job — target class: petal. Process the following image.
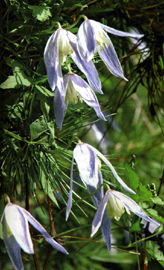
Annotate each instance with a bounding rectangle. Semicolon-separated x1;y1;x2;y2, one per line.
91;191;110;237
67;74;106;121
91;170;104;207
110;190;161;226
44;30;62;91
101;209;111;252
54;86;67;130
2;217;24;270
67;31;102;94
99;22;144;39
74;143;100;189
5;204;34;254
22;208;68;254
97;35;127;80
77;20;96;62
66;156;74;221
87;144;136;194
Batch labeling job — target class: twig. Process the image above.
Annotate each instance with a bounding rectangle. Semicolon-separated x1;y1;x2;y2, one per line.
43;196;56;270
25;171;40;270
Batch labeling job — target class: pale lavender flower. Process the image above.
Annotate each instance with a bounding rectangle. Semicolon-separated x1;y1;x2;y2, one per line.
0;203;68;270
55;73;106;129
77;19;144;80
66;143;136;251
91;188;161;246
44;28;102;94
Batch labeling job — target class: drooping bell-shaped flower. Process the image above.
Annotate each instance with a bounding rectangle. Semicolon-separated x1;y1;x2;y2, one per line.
91;188;161;242
65;142;137;251
77;19;144;80
55;73;106;129
44;28;102;94
66;142;111;251
66;142;136;220
0;203;68;270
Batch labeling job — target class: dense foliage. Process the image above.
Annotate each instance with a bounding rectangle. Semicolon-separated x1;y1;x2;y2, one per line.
0;0;164;269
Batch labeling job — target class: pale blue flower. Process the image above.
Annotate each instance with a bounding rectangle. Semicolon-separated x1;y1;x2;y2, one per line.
66;142;111;250
91;188;161;248
66;143;136;251
55;73;106;129
0;203;68;270
66;143;136;219
44;28;102;94
77;19;144;80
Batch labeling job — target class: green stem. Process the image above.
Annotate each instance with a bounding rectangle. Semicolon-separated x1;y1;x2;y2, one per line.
65;15;88;30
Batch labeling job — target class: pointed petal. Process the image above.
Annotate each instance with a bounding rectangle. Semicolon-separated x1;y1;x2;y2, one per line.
74;143;100;189
90;170;104;207
5;205;34;254
91;191;110;237
67;31;102;94
68;74;106;121
86;144;136;194
2;217;24;270
101;209;111;252
54;86;67;130
99;22;144;39
97;35;127;80
111;190;161;226
66;156;74;221
22;209;68;254
77;20;96;62
74;143;104;207
44;30;62;91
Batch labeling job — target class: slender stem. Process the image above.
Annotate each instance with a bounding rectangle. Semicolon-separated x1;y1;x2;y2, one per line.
152;170;164;209
157;170;164;196
65;14;88;30
25;169;40;270
48;195;56;236
141;234;148;270
43;196;56;270
33;254;41;270
135;233;141;270
43;246;53;270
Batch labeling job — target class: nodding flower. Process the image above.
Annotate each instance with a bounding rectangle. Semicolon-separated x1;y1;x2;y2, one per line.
66;142;136;252
77;19;144;80
0;202;68;270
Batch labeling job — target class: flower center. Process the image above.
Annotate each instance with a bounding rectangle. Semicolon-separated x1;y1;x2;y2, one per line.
106;192;125;221
58;31;73;63
96;29;110;51
65;78;80;105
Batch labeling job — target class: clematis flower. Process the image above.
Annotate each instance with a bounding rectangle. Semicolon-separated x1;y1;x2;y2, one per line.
0;202;68;270
44;28;102;94
66;142;135;212
65;143;138;251
91;187;161;245
55;73;106;129
66;142;111;250
77;19;144;80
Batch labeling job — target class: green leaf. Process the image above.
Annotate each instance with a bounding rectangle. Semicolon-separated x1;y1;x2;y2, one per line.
125;164;139;191
41;170;59;208
138;185;152;202
146;241;164;262
6;58;30;75
0;76;18;89
35;85;54;97
130;215;143;232
28;5;52;22
150;196;164;205
0;60;32;89
146;208;164;223
30;116;48;141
